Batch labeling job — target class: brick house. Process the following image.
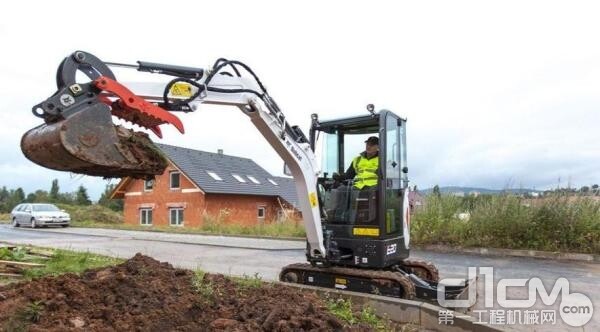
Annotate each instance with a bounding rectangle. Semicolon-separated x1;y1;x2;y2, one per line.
110;144;299;227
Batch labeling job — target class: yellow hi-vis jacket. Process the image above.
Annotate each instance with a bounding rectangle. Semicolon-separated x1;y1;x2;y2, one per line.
352;154;379;189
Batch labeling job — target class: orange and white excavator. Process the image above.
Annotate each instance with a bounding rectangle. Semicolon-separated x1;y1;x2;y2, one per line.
21;51;474;303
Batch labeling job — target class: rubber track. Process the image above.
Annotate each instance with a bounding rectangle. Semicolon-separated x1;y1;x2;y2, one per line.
402;259;440;282
280;263;416;299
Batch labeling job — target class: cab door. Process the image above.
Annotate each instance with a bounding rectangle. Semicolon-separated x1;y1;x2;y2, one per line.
381;111;409;247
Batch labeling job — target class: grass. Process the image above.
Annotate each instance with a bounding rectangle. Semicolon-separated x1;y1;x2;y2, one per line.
326;297;390;331
0;246;122;282
57;204;122;224
72;218;306;239
192;270;216;303
233;273;263;290
201;213;305;237
412;194;600;254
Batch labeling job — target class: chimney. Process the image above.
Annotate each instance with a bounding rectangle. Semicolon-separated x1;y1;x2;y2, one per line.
217;149;223;155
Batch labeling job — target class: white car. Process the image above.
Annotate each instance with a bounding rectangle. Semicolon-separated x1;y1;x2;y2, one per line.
10;203;71;228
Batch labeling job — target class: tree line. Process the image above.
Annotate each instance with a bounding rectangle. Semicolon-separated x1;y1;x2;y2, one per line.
0;180;123;213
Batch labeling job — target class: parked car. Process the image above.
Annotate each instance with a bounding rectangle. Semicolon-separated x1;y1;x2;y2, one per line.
10;203;70;228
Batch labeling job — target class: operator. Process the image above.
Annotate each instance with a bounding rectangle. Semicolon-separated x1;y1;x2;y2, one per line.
334;136;379;189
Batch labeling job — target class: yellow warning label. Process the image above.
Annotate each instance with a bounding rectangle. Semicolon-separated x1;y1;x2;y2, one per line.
169;82;193;97
335;278;347;285
353;227;380;236
309;192;318;207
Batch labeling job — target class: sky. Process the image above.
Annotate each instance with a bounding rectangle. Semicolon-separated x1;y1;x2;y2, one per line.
0;0;599;200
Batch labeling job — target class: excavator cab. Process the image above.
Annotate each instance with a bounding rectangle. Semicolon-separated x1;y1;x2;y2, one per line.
310;110;411;269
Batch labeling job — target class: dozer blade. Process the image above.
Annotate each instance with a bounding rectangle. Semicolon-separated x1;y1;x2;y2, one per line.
21;102;168;179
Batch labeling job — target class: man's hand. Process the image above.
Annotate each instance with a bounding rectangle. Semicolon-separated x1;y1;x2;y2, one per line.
332;172;343;181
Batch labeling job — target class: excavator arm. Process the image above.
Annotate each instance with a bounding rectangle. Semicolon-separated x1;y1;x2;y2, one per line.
22;51;326;260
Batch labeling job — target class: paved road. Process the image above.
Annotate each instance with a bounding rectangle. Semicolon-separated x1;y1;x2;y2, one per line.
1;225;598;331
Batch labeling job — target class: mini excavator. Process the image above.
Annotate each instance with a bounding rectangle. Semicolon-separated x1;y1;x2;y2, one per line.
21;51;473;302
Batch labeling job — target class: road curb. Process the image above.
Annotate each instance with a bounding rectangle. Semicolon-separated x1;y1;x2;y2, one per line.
70;225;305;242
284;283;507;332
5;226;304;251
414;244;599;263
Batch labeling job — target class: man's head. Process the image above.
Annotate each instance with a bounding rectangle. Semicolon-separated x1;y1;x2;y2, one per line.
364;136;379;156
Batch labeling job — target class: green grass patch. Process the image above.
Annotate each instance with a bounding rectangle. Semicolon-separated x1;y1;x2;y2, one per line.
326;297;390;330
232;273;263;290
192;270;216;303
201;213;306;237
412;194;600;254
0;246;121;282
22;250;121;279
57;204;123;224
73;219;306;239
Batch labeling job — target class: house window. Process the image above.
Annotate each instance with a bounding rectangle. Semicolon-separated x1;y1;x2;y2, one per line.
207;171;223;181
140;209;153;225
144;179;154;191
267;178;278;185
170;171;180;189
170;208;184;226
247;175;261;184
257;206;266;219
232;174;246;182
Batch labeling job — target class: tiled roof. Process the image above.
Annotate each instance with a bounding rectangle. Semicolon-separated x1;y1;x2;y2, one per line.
156;144;299;208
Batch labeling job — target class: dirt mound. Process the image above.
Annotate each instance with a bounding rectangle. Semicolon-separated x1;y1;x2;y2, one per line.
0;254;370;331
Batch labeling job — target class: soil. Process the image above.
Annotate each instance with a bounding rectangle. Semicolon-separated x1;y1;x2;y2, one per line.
0;254;372;331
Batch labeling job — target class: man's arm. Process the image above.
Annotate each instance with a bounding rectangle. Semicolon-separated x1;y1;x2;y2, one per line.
334;161;356;181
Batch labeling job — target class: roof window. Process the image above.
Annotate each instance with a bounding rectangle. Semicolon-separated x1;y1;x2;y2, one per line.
207;171;223;181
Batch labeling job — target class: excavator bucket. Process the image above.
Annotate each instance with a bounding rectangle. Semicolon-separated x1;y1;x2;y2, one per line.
21;102;168;179
21;51;186;179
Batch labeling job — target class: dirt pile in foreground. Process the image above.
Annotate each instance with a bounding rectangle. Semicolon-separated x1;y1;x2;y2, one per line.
0;254;370;331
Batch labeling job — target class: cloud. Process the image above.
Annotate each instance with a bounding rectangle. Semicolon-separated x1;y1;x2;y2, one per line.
0;0;599;199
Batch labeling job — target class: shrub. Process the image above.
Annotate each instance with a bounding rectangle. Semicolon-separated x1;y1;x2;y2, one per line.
412;194;600;254
57;204;123;224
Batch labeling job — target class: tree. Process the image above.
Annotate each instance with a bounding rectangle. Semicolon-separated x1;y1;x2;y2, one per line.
432;185;441;197
98;183;123;211
0;186;9;213
4;188;26;211
33;190;49;203
50;179;60;202
13;188;25;203
26;193;36;202
58;192;76;205
75;185;91;205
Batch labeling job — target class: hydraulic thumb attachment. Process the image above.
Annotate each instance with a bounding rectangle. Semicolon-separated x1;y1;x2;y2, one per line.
21;51;185;178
